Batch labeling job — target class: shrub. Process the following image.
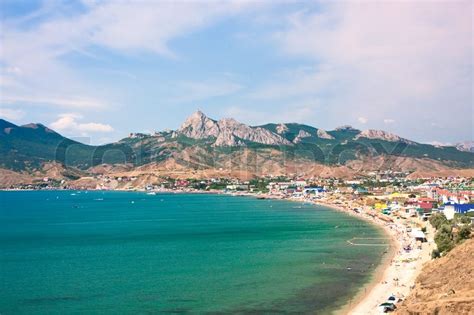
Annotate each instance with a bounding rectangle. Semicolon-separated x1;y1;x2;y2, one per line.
431;249;441;259
456;215;472;225
439;224;452;234
455;225;471;243
429;213;448;230
434;226;455;253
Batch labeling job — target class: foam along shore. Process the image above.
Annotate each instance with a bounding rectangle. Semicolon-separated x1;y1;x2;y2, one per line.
278;196;434;315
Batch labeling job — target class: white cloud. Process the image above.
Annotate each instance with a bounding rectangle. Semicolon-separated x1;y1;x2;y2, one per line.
2;95;107;109
383;119;395;124
267;1;473;142
0;0;267;114
78;122;114;133
50;113;113;134
0;108;25;121
358;117;368;124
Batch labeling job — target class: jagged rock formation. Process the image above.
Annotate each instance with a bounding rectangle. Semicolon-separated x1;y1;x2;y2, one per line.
456;141;474;153
293;130;312;143
178;111;292;147
317;128;334;139
276;123;289;134
178;110;220;139
355;129;415;144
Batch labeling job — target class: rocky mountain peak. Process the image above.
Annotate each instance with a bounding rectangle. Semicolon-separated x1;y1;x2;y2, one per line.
177;111;292;147
355;129;415;144
217;117;240;128
178;110;219;139
317;129;334;140
293;130;312;144
276;124;289;134
456;141;474;153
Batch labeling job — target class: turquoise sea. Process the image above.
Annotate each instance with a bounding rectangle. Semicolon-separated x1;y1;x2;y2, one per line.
0;191;389;314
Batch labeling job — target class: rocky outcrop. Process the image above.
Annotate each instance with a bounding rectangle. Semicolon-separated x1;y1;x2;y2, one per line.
276;123;289;134
293;130;312;143
178;111;292;147
456;141;474;153
316;128;334;139
355;129;415;144
178;110;220;139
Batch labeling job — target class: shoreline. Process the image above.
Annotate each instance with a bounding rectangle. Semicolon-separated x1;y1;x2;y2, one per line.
316;202;399;315
307;201;432;315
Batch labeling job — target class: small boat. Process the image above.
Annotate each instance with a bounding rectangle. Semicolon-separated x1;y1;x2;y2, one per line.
147;192;156;195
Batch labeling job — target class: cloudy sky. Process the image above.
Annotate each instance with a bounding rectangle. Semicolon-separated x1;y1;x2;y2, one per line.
0;0;472;144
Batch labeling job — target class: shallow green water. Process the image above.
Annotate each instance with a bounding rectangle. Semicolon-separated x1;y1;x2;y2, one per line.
0;191;389;314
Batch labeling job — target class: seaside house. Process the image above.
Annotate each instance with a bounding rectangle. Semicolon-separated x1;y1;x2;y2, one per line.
443;203;474;220
433;188;471;205
303;187;325;198
226;184;249;191
416;202;434;220
293;179;307;187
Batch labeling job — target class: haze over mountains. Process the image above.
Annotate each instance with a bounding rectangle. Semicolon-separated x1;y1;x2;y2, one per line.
0;111;472;184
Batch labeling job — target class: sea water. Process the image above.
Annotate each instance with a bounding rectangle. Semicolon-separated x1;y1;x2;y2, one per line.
0;191;389;314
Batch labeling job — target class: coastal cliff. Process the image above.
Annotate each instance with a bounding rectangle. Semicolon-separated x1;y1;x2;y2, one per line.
395;239;474;315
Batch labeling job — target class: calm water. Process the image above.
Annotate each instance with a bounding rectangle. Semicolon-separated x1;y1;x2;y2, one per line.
0;191;389;314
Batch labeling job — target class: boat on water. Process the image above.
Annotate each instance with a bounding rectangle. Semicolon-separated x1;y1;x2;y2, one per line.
147;192;157;195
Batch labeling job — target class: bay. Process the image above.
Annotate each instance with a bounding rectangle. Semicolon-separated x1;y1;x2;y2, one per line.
0;191;388;314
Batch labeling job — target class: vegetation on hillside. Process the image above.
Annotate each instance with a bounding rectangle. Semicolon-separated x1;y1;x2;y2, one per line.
430;213;472;258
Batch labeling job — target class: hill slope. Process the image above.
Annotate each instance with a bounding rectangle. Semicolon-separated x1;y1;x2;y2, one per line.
395;239;474;315
0;119;135;171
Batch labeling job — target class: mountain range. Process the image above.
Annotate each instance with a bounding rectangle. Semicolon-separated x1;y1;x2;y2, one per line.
0;111;473;184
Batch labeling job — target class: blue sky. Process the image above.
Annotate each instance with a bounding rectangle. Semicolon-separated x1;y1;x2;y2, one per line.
0;0;472;145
